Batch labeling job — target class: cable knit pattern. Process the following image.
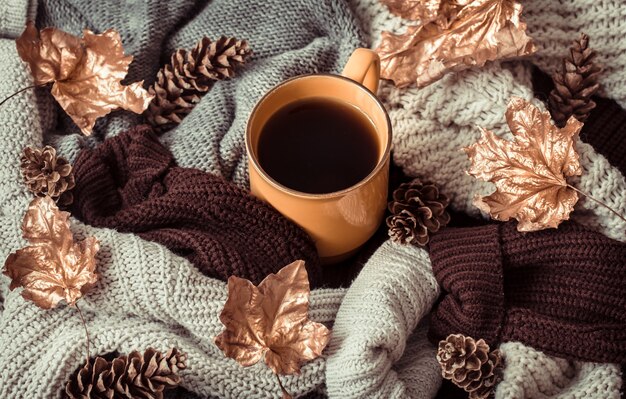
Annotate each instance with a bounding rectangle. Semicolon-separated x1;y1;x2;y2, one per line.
0;0;625;397
70;126;321;286
30;0;364;187
496;342;622;399
325;241;442;398
0;215;345;398
524;0;626;109
350;0;626;243
428;222;626;364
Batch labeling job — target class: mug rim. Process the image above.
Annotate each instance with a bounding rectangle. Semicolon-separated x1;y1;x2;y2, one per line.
246;73;392;200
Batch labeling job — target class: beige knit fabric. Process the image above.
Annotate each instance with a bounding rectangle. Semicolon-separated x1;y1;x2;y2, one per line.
326;241;442;398
347;0;625;397
350;0;626;243
524;0;626;109
0;1;625;398
496;342;623;399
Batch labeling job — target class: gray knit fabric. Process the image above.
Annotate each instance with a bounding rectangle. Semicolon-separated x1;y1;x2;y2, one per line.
31;0;364;186
1;0;626;398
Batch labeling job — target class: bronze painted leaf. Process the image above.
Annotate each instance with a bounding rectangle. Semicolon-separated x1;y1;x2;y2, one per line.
376;0;535;88
214;260;330;375
16;22;153;135
463;97;583;231
3;196;99;308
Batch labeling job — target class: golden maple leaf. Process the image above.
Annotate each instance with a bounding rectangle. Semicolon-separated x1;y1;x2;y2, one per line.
376;0;535;88
380;0;443;22
215;260;330;375
463;97;583;231
16;22;153;135
3;196;99;309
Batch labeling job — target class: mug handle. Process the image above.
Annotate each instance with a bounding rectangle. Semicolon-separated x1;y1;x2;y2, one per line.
341;48;380;94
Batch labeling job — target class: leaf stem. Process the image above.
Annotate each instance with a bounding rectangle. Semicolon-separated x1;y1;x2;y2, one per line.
567;184;626;224
275;374;292;399
0;85;40;107
75;302;91;365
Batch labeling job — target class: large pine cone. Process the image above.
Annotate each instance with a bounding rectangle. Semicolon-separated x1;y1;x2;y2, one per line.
386;179;450;246
145;36;251;129
549;33;602;127
65;348;187;399
437;334;502;399
20;146;75;206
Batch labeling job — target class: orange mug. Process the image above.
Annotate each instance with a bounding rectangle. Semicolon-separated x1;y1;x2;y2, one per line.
246;48;391;263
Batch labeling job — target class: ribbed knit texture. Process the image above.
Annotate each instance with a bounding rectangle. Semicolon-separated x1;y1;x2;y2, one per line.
0;217;345;398
31;0;365;187
350;0;626;243
428;221;626;364
496;342;622;399
325;241;442;398
70;125;321;286
581;97;626;177
1;0;626;397
0;0;36;39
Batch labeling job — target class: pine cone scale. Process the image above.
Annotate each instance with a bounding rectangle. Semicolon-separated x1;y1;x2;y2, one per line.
438;334;503;399
387;179;450;246
21;146;75;205
145;36;251;130
548;33;602;127
65;348;187;399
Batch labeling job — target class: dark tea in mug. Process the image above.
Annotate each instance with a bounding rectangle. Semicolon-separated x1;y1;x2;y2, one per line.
257;97;379;194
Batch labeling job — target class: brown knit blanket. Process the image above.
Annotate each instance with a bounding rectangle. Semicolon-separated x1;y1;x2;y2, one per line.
428;221;626;364
70;125;321;285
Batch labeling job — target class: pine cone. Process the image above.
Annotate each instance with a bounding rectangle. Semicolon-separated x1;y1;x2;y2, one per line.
548;33;602;127
386;179;450;246
437;334;502;399
146;36;251;130
20;146;75;206
65;348;187;399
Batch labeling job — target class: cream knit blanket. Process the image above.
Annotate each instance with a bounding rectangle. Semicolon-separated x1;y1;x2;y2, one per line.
1;0;625;398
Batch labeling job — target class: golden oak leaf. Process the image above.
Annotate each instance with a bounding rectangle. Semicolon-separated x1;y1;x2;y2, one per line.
376;0;535;88
381;0;443;22
463;97;583;231
3;196;99;309
215;260;330;375
16;22;153;135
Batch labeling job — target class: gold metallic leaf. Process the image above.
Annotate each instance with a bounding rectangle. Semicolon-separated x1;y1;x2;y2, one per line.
463;97;583;231
214;260;330;375
3;196;99;309
376;0;536;88
380;0;443;22
16;22;153;135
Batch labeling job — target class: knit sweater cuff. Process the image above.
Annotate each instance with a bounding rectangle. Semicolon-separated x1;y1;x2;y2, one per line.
428;224;506;345
0;0;36;39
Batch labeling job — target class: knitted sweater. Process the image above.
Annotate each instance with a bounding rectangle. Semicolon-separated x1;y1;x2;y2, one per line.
70;126;321;286
1;0;626;398
353;0;626;243
428;221;626;364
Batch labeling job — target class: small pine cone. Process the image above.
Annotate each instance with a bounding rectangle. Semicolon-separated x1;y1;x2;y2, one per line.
386;179;450;246
65;348;187;399
20;146;75;206
437;334;502;399
185;36;251;84
145;36;251;130
549;33;602;127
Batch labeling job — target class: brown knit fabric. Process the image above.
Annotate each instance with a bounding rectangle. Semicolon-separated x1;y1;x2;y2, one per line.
70;125;321;286
428;221;626;364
